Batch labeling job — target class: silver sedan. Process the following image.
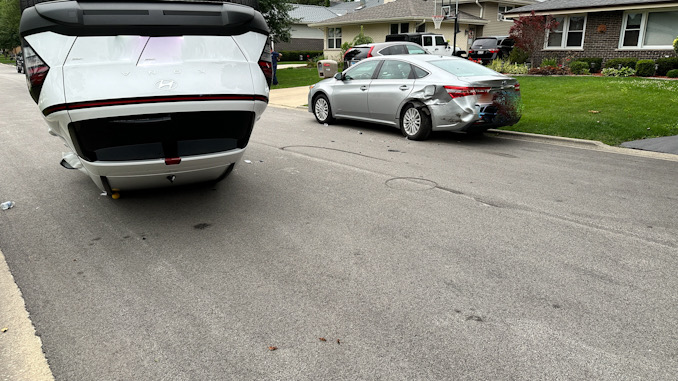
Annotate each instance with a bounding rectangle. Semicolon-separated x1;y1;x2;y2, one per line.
308;55;522;140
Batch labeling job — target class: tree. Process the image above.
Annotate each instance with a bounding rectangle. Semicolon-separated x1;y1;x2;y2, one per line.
509;11;559;67
340;25;373;57
260;0;295;43
0;0;21;53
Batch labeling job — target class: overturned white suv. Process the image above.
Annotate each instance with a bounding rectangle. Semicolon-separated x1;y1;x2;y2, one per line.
20;0;271;195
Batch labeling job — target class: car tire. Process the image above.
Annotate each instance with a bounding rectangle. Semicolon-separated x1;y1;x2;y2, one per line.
313;94;334;124
400;104;431;141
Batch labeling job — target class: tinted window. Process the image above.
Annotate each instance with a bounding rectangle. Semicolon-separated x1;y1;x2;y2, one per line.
344;47;369;61
380;45;408;55
344;60;380;80
434;36;446;46
423;36;432;46
412;65;429;79
377;60;411;80
430;59;502;77
471;38;498;48
406;45;427;54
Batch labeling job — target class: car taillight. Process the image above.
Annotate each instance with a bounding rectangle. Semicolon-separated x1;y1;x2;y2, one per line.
367;46;375;58
258;41;273;87
488;49;499;53
22;43;50;104
468;49;474;53
514;83;520;92
444;86;491;99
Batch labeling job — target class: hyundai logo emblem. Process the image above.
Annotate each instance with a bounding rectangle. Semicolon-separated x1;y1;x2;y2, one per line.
156;80;177;90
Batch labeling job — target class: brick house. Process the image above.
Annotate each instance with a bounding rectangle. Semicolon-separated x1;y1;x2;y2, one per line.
309;0;538;60
505;0;678;65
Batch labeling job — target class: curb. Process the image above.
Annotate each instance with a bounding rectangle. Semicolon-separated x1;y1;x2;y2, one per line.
488;129;678;162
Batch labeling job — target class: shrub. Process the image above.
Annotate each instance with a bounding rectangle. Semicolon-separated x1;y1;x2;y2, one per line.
540;57;557;67
602;67;636;77
655;57;678;76
604;57;638;69
529;65;569;75
508;47;529;64
280;50;323;62
504;62;529;75
569;61;590;75
674;36;678;54
488;58;506;72
668;69;678;78
576;57;603;73
635;59;656;77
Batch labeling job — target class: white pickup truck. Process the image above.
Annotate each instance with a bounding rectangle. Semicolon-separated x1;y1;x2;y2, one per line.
384;33;464;57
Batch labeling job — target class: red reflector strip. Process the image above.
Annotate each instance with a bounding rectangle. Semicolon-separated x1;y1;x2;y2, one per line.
514;83;520;91
42;94;269;116
165;157;181;165
444;86;491;99
323;63;330;66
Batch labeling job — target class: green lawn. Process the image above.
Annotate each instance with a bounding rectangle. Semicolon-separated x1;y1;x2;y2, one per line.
504;76;678;146
0;56;16;65
274;68;678;145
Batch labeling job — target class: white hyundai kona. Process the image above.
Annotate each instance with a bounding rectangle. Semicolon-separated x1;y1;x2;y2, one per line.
20;0;271;196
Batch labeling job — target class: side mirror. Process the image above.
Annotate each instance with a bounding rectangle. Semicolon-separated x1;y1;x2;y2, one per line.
334;72;343;80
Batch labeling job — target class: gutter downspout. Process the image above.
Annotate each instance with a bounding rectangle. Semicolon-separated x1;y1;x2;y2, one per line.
475;0;483;19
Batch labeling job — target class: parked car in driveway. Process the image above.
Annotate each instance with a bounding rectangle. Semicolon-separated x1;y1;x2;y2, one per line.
308;55;521;140
343;41;428;68
467;36;514;64
19;0;270;195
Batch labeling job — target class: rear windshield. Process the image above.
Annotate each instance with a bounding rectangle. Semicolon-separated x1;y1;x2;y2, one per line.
471;38;498;48
345;47;369;61
430;59;502;77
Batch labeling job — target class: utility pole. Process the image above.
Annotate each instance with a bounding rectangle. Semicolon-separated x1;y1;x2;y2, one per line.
452;0;459;55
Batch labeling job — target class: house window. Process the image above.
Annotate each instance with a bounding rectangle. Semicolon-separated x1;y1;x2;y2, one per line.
327;27;341;49
620;10;678;49
546;14;586;49
391;23;409;34
498;4;514;21
416;23;426;33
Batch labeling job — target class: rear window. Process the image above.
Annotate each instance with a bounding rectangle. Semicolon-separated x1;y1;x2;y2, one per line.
430;59;502;77
471;38;498;48
345;47;369;61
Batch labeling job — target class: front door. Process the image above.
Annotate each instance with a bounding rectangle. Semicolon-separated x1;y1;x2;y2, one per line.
367;60;415;123
331;60;380;119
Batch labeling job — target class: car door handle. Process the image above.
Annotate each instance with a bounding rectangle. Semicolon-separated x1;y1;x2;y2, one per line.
399;85;409;90
360;86;368;91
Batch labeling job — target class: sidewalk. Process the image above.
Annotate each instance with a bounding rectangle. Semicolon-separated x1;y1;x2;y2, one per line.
268;85;309;109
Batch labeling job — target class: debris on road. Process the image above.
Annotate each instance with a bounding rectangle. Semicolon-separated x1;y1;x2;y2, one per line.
268;346;278;351
1;201;15;210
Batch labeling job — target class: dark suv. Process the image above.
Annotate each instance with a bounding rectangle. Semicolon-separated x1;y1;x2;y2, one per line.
343;41;427;69
467;36;514;64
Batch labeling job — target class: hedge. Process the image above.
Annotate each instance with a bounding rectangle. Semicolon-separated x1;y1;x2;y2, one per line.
280;51;323;62
575;57;603;73
668;69;678;78
604;57;638;69
635;59;656;77
655;57;678;76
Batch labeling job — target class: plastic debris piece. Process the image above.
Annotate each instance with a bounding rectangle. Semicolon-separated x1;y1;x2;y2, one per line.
319;337;326;342
111;192;121;200
1;201;15;210
324;123;328;127
244;160;252;164
100;191;108;196
336;339;340;344
268;346;278;351
1;327;7;333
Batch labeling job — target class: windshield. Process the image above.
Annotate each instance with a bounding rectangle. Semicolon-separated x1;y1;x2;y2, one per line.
430;59;503;77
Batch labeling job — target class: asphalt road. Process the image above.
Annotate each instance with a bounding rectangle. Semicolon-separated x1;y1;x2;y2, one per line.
1;64;678;380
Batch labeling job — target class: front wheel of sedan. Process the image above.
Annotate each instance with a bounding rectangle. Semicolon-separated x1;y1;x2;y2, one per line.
313;94;334;124
400;104;431;141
